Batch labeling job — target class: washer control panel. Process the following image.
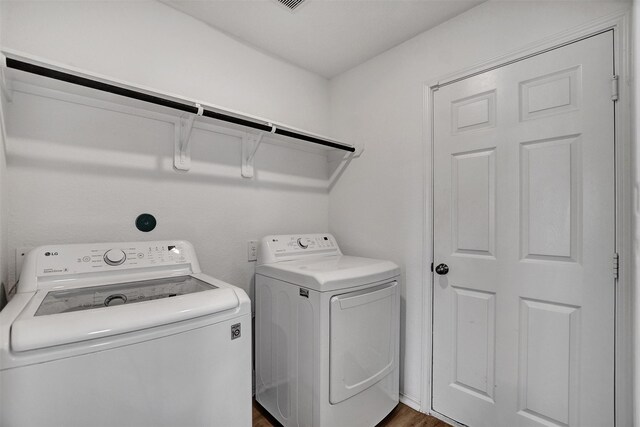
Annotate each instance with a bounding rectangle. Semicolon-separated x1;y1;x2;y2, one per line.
258;234;341;265
35;241;193;277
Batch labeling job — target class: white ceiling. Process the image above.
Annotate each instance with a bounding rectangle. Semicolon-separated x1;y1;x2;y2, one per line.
162;0;484;78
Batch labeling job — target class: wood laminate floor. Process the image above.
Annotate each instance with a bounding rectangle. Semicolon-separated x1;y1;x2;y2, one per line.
253;400;452;427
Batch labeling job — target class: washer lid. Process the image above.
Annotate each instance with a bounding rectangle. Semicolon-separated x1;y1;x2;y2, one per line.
11;275;240;352
255;255;400;292
34;275;215;316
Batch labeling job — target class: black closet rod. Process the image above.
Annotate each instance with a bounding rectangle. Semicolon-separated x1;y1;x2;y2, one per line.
6;57;355;153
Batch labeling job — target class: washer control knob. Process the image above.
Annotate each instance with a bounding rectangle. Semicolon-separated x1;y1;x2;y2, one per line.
104;249;126;266
297;238;308;249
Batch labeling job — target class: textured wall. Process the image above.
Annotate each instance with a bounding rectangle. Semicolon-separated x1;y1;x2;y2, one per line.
632;1;639;424
328;0;632;407
5;92;330;300
0;0;333;301
1;0;330;135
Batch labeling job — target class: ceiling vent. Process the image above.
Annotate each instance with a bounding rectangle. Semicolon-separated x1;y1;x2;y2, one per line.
274;0;307;12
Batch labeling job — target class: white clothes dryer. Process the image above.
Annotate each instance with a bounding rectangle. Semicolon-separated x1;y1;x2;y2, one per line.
255;234;400;427
0;240;252;427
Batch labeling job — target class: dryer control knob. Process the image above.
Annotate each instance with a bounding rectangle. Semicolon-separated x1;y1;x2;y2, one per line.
104;249;126;266
297;238;308;249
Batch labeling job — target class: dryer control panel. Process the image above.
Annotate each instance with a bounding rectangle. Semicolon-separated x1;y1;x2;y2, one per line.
257;234;341;265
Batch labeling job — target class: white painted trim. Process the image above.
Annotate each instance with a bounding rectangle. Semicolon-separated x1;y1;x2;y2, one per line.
0;61;8;157
633;5;640;427
420;79;435;414
609;13;634;427
420;10;634;426
399;393;421;411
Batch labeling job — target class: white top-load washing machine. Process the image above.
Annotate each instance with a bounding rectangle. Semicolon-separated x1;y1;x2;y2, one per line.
0;240;251;427
255;234;400;427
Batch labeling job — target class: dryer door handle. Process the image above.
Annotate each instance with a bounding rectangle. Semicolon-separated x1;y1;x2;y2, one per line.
334;282;397;309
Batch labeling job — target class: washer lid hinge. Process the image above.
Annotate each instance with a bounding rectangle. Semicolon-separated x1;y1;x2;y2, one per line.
613;253;619;280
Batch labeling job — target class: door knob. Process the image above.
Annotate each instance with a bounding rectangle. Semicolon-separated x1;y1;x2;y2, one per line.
435;263;449;275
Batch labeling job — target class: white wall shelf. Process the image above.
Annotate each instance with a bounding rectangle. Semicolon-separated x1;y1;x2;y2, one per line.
0;49;362;178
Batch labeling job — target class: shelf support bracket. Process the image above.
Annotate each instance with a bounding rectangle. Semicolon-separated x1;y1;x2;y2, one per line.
174;103;203;171
241;123;275;178
0;55;13;102
328;144;364;191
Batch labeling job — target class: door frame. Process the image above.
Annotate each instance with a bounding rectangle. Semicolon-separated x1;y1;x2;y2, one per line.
420;10;633;427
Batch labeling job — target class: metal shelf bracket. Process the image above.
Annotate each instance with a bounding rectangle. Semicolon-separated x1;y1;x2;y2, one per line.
0;55;13;102
241;123;275;178
328;144;365;191
174;103;203;171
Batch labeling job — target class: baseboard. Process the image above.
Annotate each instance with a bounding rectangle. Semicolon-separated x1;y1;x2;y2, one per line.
399;393;421;411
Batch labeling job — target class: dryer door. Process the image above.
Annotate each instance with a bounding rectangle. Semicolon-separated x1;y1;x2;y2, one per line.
329;281;399;404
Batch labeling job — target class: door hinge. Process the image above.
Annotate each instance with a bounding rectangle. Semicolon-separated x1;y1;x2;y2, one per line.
610;75;619;101
613;253;619;280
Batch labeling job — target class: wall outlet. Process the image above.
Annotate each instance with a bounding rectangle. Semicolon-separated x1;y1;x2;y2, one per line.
247;240;258;262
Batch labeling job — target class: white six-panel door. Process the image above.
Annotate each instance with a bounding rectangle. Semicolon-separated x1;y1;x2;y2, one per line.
432;31;615;427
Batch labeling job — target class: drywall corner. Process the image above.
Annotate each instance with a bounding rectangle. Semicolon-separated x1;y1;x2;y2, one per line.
631;0;639;424
0;0;7;311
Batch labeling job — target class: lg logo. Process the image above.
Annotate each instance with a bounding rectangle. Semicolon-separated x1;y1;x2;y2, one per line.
44;251;59;256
